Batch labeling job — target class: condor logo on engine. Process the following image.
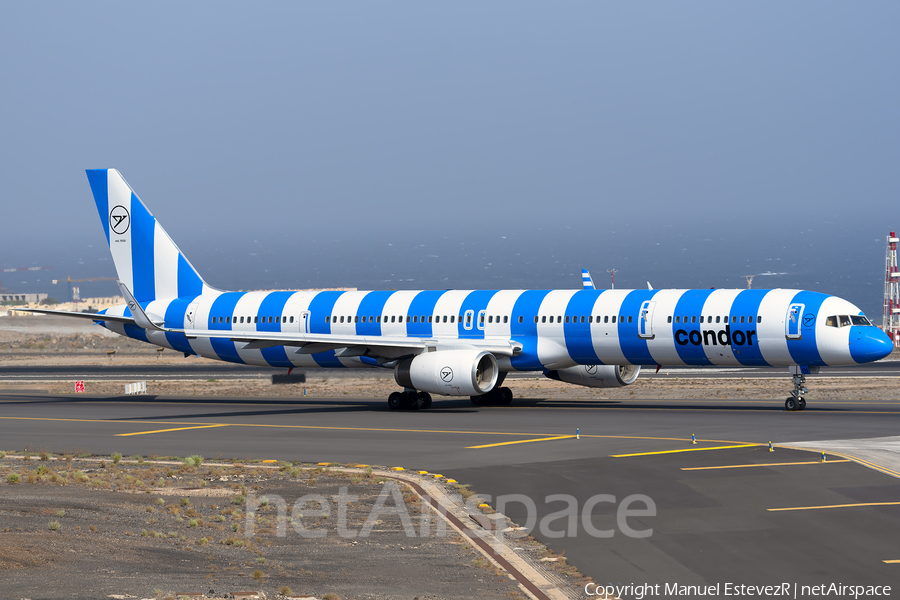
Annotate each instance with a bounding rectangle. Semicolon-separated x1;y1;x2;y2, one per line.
440;367;453;382
674;324;758;347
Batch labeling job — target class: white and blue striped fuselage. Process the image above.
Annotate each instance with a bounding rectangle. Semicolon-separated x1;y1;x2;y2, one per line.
98;287;885;371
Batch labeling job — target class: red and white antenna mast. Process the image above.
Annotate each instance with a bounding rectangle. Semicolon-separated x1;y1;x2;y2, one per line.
884;231;900;348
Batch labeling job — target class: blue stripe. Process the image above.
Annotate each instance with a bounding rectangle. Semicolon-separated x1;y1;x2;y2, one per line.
208;293;246;364
129;192;156;303
848;326;869;364
86;170;110;243
356;291;393;336
407;291;444;337
671;289;715;366
510;290;551;370
564;290;602;364
163;296;197;355
120;303;148;343
618;290;658;365
257;291;295;367
177;254;204;297
786;291;827;366
728;290;769;366
307;291;346;368
458;290;498;339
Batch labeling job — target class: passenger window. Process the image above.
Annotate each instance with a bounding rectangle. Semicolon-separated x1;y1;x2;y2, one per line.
533;316;538;323
612;316;617;323
740;316;745;324
715;316;720;323
226;317;231;324
564;316;569;324
691;316;696;324
466;315;472;324
675;316;680;323
377;316;381;323
428;316;433;323
668;316;673;323
488;315;493;323
549;316;554;323
339;316;344;323
588;316;593;323
580;316;585;323
504;316;509;323
413;316;418;323
406;316;411;323
604;316;609;323
450;316;454;323
732;316;737;323
628;316;632;323
757;316;762;323
354;316;359;323
289;316;294;323
479;314;485;324
254;316;258;324
558;316;562;323
240;317;244;323
542;316;547;323
699;316;704;323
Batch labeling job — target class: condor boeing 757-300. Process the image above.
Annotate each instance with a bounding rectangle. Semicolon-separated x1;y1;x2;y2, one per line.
20;169;894;412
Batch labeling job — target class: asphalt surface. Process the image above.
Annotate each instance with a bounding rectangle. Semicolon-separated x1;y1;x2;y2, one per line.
2;359;899;381
2;392;900;591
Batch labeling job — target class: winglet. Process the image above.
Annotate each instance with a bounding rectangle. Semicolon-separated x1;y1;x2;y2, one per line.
647;282;653;290
581;269;595;290
117;281;164;330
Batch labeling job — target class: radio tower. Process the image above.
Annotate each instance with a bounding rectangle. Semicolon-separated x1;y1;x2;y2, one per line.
884;231;900;348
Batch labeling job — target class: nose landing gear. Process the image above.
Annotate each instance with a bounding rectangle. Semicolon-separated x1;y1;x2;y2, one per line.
785;368;813;411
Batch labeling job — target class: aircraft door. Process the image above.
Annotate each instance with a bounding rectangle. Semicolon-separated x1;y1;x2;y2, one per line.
786;303;804;339
186;301;200;329
464;310;474;331
638;301;656;339
477;310;486;331
300;311;310;334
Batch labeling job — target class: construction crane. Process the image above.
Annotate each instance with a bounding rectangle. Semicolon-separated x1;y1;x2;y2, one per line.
52;276;118;302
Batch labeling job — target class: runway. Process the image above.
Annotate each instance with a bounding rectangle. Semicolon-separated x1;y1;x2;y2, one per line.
2;392;899;588
2;359;899;381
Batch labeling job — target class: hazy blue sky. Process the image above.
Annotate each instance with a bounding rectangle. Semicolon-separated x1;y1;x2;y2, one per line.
1;3;897;316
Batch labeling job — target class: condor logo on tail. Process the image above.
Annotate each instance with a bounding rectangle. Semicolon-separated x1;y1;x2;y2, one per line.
674;325;757;347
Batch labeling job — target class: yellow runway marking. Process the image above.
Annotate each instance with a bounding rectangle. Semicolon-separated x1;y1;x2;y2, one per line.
611;444;759;457
115;424;229;437
884;560;900;564
682;460;851;471
768;501;900;512
467;435;576;449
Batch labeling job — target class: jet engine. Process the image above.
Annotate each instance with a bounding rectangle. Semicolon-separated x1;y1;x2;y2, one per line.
395;349;499;396
544;364;641;388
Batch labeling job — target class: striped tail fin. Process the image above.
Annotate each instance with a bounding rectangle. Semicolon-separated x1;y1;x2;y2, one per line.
581;269;595;290
86;169;211;303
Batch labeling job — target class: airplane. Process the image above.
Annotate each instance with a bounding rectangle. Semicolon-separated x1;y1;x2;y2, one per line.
18;169;894;412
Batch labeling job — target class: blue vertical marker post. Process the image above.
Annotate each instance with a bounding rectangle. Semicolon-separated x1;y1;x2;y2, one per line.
576;428;580;440
692;433;696;445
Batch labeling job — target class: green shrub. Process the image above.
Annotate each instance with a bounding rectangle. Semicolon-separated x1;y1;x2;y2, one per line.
141;529;148;537
56;510;66;518
111;452;122;464
232;495;245;505
0;451;6;459
6;473;21;484
184;455;204;467
188;519;199;528
48;521;60;531
156;497;165;506
179;497;190;506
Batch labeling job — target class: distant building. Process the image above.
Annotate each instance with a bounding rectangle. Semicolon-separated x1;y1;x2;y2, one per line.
0;292;48;303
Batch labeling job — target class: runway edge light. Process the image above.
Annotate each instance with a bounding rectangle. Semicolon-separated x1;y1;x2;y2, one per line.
692;434;696;445
769;441;774;452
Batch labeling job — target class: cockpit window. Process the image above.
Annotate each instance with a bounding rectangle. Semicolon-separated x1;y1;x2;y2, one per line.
851;315;871;326
826;316;837;327
827;314;873;328
839;315;851;327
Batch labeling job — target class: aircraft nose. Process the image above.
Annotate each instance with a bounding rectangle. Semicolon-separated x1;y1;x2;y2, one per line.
866;329;894;361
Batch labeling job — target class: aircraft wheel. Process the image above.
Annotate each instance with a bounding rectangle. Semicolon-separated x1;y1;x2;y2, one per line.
785;397;797;411
470;395;485;406
798;398;806;411
498;387;513;405
388;392;403;410
418;392;432;409
407;392;424;411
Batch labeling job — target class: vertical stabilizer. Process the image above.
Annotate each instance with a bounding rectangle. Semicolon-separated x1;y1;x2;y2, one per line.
86;169;210;303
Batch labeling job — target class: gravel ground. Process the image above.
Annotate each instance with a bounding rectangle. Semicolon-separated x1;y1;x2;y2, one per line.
0;456;544;600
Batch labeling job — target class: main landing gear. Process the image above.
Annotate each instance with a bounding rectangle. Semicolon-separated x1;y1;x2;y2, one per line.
470;386;513;406
785;372;808;412
388;389;432;411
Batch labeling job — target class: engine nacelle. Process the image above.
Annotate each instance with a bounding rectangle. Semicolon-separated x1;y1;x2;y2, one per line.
395;349;499;396
545;364;641;388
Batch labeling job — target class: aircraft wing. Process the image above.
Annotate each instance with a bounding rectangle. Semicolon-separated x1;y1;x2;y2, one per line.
9;307;137;324
115;282;521;361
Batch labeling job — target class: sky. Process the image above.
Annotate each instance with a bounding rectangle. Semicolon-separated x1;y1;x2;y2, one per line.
1;2;897;318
